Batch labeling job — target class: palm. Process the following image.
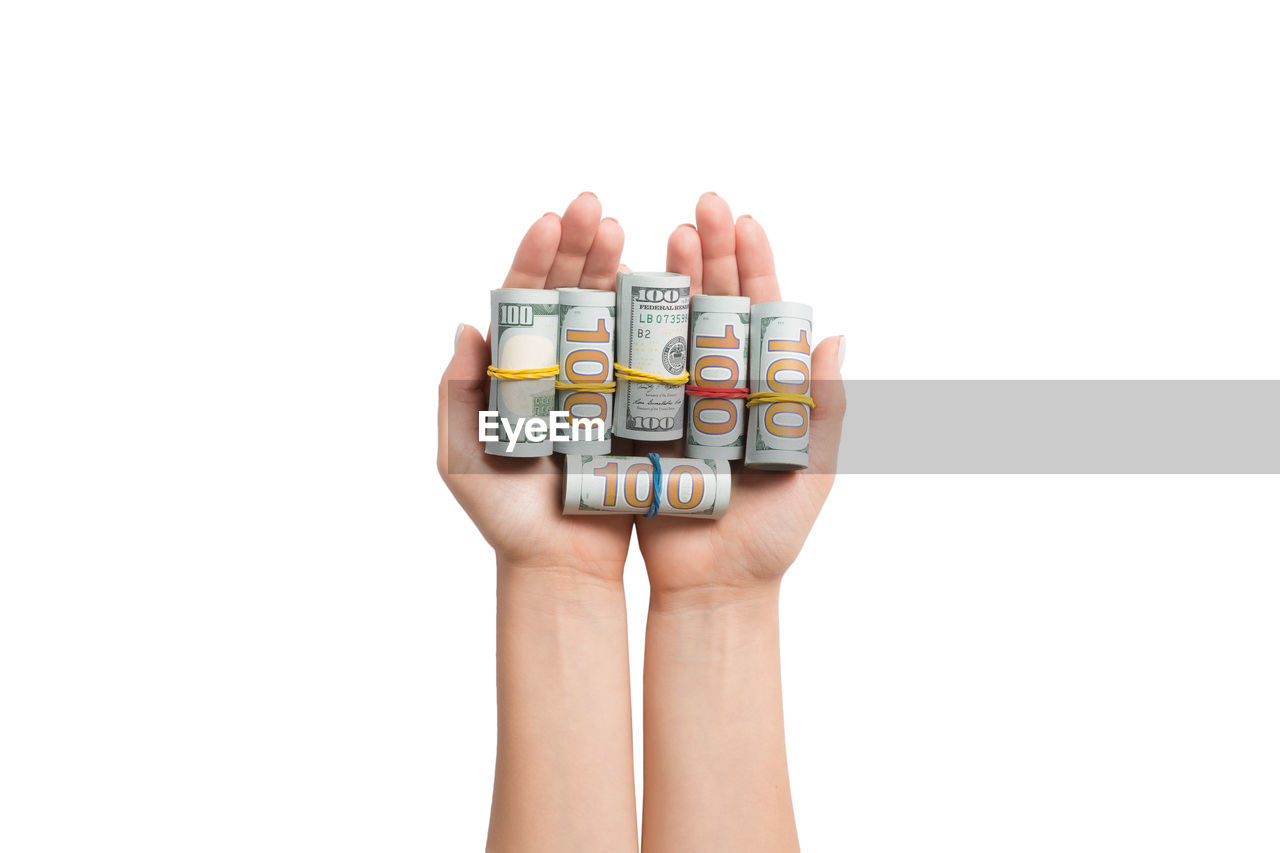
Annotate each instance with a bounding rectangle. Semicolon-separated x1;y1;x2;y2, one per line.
448;442;637;580
637;465;832;591
634;194;844;592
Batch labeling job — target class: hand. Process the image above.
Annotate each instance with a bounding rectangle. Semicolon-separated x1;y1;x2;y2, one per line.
635;193;846;601
437;193;635;581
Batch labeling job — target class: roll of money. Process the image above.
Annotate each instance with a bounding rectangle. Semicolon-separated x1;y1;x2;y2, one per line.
562;454;731;520
684;294;751;460
485;288;558;457
614;271;690;441
554;287;615;454
745;301;813;470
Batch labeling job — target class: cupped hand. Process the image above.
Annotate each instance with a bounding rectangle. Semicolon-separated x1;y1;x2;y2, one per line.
438;193;636;581
635;193;846;599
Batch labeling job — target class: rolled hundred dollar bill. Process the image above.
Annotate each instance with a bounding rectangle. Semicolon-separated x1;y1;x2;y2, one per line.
614;272;690;441
745;301;813;470
684;294;751;460
562;454;731;519
554;287;614;454
485;288;558;457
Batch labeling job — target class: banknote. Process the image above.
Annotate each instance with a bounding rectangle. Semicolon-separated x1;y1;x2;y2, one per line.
684;294;751;460
745;301;813;470
485;288;558;457
613;272;690;441
562;454;730;519
554;287;615;454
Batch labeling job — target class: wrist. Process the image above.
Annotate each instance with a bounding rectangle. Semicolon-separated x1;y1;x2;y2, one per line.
644;581;783;698
647;578;781;617
497;558;627;616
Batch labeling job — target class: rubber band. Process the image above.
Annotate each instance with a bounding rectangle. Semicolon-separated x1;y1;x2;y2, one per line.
686;385;750;399
644;452;662;519
554;380;617;393
745;391;817;409
487;365;559;381
614;363;689;386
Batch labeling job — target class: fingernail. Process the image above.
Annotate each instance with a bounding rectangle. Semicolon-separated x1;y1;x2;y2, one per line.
740;214;753;220
454;324;465;351
542;211;557;219
602;216;618;224
579;191;597;200
837;335;847;372
680;222;697;230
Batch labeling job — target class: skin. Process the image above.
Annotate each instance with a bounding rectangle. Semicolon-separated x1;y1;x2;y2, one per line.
437;192;845;852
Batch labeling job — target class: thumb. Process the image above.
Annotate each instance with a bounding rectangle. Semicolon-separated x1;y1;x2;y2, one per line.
808;335;846;476
437;324;489;479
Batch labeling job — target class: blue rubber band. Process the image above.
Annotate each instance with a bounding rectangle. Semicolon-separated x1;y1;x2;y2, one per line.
644;452;662;519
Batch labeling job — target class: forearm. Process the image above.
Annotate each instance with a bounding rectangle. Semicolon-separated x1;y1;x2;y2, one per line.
641;582;799;853
489;562;639;853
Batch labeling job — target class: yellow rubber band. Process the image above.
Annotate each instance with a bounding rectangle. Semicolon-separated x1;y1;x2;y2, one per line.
614;363;689;386
486;365;559;381
745;391;816;409
554;380;617;393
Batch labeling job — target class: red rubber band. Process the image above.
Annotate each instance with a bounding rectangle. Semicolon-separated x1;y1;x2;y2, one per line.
685;386;750;399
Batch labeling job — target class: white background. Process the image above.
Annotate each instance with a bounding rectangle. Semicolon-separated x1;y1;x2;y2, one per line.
2;1;1278;850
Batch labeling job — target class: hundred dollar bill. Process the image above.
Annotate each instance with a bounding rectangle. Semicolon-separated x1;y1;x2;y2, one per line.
562;454;731;519
614;271;690;441
485;288;558;457
684;294;751;460
745;301;813;470
554;287;615;454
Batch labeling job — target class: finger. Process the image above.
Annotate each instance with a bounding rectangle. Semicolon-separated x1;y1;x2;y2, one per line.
665;224;702;293
735;215;782;303
808;335;847;476
501;213;562;289
545;192;603;287
437;324;489;478
694;192;739;295
579;217;625;290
